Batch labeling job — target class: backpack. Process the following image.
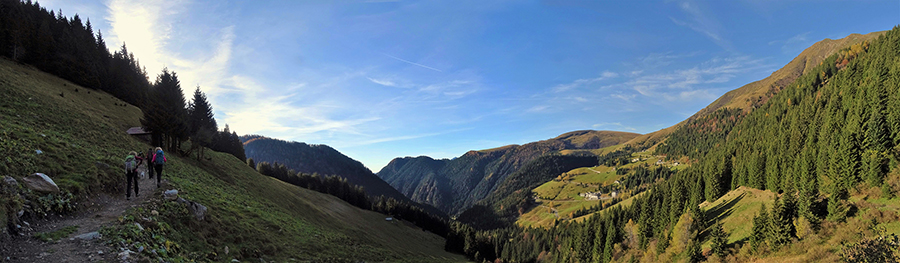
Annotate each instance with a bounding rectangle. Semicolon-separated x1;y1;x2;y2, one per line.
155;150;165;165
124;155;137;172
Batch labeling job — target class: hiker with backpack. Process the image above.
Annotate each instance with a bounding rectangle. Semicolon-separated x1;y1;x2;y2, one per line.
151;147;167;188
124;151;143;200
146;148;155;179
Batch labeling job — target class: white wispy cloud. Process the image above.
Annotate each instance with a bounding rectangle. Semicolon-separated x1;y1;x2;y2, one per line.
104;0;380;141
105;0;182;76
219;75;380;138
418;80;477;99
670;0;732;51
367;77;397;87
769;31;812;54
341;127;473;148
623;55;770;102
552;70;619;93
527;105;550;113
383;53;443;72
592;122;637;131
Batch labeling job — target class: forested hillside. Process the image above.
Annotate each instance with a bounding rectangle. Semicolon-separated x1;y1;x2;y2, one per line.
445;27;900;263
624;31;885;151
240;135;441;215
456;154;600;229
378;130;639;215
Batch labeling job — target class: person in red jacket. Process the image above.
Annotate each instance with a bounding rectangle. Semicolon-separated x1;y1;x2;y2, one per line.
151;147;167;188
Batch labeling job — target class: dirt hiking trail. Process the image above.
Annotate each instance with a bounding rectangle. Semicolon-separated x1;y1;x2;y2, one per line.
1;165;164;262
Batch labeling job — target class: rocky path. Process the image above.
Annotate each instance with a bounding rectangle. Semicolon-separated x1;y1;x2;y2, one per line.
1;165;160;262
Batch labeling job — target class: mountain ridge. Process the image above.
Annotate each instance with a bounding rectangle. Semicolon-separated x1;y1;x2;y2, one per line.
377;130;640;215
623;31;887;149
240;135;446;216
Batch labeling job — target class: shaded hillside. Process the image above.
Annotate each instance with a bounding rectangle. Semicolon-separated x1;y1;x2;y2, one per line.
239;135;444;216
625;31;886;150
456;154;600;229
0;57;464;262
377;130;639;215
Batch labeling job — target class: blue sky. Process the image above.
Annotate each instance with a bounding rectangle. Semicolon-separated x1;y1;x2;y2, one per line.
41;0;898;171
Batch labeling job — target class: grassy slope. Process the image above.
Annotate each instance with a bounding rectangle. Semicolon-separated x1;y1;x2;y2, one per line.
0;58;465;262
164;149;462;261
698;183;900;262
699;186;777;244
518;152;682;228
0;58;148;227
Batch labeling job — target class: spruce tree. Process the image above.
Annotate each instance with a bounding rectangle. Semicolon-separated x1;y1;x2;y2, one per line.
827;180;849;222
709;220;728;259
188;86;217;135
750;204;769;254
142;68;188;151
861;150;887;186
602;221;616;263
864;104;889;152
798;147;819;221
187;86;217;160
767;196;790;248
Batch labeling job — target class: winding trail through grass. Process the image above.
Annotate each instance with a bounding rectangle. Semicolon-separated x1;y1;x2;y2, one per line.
1;165;161;262
537;204;559;218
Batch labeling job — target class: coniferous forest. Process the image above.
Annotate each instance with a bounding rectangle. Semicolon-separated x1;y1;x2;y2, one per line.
444;27;900;263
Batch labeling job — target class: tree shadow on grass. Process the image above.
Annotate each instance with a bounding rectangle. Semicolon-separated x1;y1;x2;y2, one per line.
705;192;745;226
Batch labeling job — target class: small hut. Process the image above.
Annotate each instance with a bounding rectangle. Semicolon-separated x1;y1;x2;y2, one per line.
126;127;151;142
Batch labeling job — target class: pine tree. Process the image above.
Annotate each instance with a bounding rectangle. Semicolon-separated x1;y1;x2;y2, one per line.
142;68;188;151
767;196;784;246
749;152;766;189
655;231;669;255
247;158;256;170
188;86;217;134
187;86;217;160
864;103;890;152
827;181;849;222
602;221;616;263
750;204;769;254
798;147;819;221
709;220;728;259
861;149;887;186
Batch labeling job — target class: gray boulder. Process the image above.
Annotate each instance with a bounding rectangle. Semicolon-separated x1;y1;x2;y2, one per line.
117;249;133;261
2;176;17;187
94;162;110;170
176;198;208;221
22;173;59;193
75;231;101;240
163;189;178;201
